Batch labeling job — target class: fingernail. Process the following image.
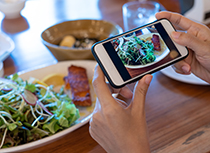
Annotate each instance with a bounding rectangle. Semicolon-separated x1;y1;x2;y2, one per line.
182;65;190;74
145;75;153;85
172;31;181;39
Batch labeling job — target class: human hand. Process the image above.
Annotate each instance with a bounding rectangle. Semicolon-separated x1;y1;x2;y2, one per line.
89;65;152;153
156;11;210;84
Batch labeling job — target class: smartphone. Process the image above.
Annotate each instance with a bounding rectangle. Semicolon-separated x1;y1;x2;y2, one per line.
91;19;189;88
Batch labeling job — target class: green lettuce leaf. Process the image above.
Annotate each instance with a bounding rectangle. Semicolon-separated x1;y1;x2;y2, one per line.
42;118;61;134
7;123;17;131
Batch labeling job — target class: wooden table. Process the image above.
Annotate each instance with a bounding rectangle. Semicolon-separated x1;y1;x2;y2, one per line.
1;0;210;152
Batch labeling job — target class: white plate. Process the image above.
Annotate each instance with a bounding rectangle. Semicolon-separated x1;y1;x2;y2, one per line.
0;32;15;61
1;60;97;153
161;66;209;85
124;33;170;69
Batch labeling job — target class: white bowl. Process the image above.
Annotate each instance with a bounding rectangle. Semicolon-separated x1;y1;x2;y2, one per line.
0;0;26;19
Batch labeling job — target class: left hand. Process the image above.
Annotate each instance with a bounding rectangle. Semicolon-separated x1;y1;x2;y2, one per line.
89;65;152;153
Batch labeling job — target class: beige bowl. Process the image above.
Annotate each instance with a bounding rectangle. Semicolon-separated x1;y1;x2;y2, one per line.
41;19;123;61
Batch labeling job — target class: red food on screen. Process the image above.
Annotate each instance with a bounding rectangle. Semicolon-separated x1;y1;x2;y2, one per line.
151;34;161;51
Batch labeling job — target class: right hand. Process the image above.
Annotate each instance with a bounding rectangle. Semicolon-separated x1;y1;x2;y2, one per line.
156;11;210;84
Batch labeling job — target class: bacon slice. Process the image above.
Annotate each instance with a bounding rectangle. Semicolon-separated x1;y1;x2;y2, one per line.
151;34;161;51
64;65;92;106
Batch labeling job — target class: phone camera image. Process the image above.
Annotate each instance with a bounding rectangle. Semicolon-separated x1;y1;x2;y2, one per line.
92;19;188;88
109;23;181;79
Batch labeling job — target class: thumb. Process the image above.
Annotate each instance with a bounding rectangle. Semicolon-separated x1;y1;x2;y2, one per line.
171;31;208;57
131;74;153;112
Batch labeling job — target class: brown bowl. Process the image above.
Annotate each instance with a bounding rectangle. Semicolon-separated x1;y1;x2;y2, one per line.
41;19;123;61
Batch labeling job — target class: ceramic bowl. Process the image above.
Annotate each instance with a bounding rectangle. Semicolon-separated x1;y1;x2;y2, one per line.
41;19;123;61
0;0;26;19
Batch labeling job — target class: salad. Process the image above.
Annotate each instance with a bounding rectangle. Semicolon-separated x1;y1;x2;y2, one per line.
0;74;80;149
117;36;156;66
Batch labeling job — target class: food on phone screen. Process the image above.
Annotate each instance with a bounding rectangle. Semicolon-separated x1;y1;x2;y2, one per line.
170;50;179;58
112;38;120;50
113;33;166;67
116;35;156;66
123;32;136;40
151;34;161;51
64;65;92;106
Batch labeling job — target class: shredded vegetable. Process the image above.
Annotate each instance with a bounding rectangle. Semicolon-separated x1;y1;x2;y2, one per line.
117;36;156;66
0;74;80;148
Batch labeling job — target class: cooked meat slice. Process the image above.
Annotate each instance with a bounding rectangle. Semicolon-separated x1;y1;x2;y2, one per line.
64;65;92;106
151;34;161;51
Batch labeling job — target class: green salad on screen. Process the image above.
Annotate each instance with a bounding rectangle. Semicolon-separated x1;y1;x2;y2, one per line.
117;36;156;66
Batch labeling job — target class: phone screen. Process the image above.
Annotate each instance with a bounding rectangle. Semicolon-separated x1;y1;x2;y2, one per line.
102;22;181;81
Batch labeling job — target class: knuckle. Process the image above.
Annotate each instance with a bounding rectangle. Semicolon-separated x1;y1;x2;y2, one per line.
174;13;182;25
139;88;146;96
137;87;147;96
188;26;200;37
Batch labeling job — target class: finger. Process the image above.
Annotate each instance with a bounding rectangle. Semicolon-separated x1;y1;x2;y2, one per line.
172;62;191;75
118;86;133;99
130;74;153;112
92;65;117;107
155;11;196;31
156;11;210;42
115;98;128;108
107;83;133;99
171;31;210;57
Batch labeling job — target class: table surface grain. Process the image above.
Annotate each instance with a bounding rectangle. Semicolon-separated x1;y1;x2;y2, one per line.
1;0;210;153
